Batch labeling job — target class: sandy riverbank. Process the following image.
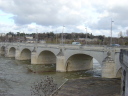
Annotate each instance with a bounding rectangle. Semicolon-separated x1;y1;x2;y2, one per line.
52;77;121;96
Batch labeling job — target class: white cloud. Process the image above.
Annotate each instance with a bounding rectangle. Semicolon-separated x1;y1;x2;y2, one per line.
0;0;128;37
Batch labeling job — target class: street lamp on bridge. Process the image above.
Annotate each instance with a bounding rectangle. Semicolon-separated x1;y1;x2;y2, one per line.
85;27;87;45
61;26;65;45
110;19;114;45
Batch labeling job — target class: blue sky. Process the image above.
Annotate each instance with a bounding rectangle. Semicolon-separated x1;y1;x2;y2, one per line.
0;10;14;24
0;0;128;37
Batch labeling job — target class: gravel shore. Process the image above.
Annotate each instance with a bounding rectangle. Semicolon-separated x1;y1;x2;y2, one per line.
52;77;121;96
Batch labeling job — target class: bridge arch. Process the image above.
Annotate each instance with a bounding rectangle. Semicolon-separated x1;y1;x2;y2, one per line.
37;50;56;64
116;68;122;78
1;46;5;50
9;47;16;57
65;50;104;66
20;48;31;60
65;53;93;71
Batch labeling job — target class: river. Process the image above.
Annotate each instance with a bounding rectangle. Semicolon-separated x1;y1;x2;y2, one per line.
0;56;101;96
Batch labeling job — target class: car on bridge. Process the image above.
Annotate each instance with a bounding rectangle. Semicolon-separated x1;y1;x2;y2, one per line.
111;44;120;47
72;42;81;45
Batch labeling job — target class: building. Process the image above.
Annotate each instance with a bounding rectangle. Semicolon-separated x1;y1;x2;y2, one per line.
25;35;34;43
79;38;98;42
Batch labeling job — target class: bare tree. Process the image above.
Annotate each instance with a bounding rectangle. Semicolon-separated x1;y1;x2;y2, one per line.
126;29;128;37
118;31;123;37
31;76;57;96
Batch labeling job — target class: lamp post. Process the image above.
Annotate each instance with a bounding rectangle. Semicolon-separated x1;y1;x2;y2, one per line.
36;28;38;47
13;32;14;44
61;26;65;45
36;29;38;43
85;27;87;45
56;30;58;44
110;19;114;45
3;33;5;45
19;32;20;46
19;32;20;43
23;32;25;43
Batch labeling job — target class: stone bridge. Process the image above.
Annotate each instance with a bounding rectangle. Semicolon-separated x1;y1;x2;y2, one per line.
0;42;125;78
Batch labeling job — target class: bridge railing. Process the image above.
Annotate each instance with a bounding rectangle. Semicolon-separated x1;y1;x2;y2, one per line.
0;42;126;52
0;42;106;48
119;49;128;96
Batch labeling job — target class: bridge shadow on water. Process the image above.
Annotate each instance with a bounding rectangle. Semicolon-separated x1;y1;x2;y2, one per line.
0;55;102;78
24;58;102;80
17;58;102;79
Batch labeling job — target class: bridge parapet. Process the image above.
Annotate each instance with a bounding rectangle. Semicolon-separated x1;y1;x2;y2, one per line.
120;49;128;96
102;51;116;78
0;43;105;51
0;42;123;52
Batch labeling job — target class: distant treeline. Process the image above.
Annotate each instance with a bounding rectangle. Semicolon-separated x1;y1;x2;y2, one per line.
4;31;105;41
1;31;128;45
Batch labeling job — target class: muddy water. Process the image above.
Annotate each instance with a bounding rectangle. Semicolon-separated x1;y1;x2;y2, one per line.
0;57;101;96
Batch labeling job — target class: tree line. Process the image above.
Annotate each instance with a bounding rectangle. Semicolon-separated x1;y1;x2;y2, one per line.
0;31;128;45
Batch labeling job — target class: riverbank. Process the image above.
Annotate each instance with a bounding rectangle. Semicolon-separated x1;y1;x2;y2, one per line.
52;77;121;96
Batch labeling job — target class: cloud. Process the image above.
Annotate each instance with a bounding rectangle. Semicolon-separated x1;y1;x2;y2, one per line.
0;0;128;37
109;6;128;27
89;1;128;31
0;0;88;26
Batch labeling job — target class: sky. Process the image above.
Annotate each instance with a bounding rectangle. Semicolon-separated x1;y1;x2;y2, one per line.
0;0;128;37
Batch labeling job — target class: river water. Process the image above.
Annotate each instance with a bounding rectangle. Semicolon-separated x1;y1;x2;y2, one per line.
0;56;101;96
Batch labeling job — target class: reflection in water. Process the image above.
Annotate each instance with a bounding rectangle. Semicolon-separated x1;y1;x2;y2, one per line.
0;57;101;96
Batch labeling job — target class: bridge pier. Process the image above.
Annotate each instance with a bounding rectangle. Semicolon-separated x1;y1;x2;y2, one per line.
56;55;66;72
102;52;116;78
56;49;66;72
15;46;21;60
31;48;38;64
5;46;9;57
